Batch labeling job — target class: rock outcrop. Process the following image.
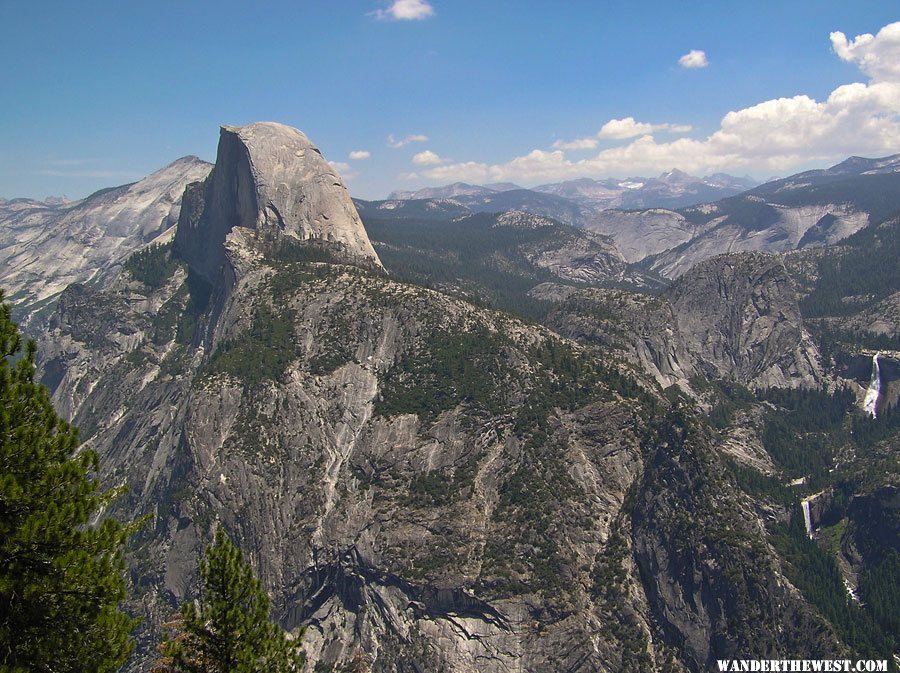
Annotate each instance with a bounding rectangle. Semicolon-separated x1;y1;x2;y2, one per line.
582;208;708;264
844;486;900;569
646;203;870;279
174;122;381;284
666;253;823;388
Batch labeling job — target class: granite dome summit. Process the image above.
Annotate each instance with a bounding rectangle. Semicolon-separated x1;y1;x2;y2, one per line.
174;122;382;283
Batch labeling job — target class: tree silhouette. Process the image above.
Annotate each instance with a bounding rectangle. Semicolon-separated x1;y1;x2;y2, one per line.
155;528;302;673
0;289;138;673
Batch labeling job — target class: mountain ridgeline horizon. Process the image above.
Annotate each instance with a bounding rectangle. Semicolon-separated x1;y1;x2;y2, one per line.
2;121;898;672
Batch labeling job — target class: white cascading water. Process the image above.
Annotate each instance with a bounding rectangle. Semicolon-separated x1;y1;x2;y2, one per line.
843;578;861;604
862;352;881;419
801;498;813;538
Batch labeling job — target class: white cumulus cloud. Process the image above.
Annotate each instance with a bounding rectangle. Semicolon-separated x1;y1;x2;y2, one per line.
387;133;429;148
678;49;708;69
349;150;371;160
422;161;491;184
372;0;434;21
421;22;900;186
552;117;692;150
598;117;693;140
412;150;445;165
831;22;900;83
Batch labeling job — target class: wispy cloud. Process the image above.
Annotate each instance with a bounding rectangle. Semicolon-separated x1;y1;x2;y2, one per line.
387;133;429;148
328;160;358;179
411;150;444;165
422;22;900;185
371;0;434;21
349;150;371;160
45;158;103;167
552;137;601;151
678;49;708;69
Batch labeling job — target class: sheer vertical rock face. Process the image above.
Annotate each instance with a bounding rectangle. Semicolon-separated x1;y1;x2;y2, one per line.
174;122;381;283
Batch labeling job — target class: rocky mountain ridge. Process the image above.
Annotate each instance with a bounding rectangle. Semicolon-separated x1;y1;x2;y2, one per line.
6;149;898;334
3;122;898;671
360;188;594;228
584;165;900;278
0;156;212;326
534;252;823;392
364;153;900;284
388;170;758;211
361;208;664;316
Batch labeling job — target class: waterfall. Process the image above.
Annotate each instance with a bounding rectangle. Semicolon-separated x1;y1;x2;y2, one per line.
801;498;813;538
843;577;861;604
862;352;881;419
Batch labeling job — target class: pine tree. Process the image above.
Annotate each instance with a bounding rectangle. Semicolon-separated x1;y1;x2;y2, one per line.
156;528;303;673
0;290;138;673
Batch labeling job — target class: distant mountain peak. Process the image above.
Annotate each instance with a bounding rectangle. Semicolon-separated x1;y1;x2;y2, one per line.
483;181;523;192
658;168;693;181
42;195;71;206
385;170;761;213
0;153;212;324
388;182;501;200
531;171;758;209
827;153;900;176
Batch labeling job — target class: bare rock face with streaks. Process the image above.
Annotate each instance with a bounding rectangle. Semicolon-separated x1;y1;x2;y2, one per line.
666;253;823;389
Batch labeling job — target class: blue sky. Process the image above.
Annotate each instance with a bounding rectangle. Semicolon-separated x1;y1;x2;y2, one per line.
1;1;898;200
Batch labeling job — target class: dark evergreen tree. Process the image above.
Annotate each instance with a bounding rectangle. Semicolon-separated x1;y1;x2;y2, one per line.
156;528;303;673
0;290;138;673
124;243;180;289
